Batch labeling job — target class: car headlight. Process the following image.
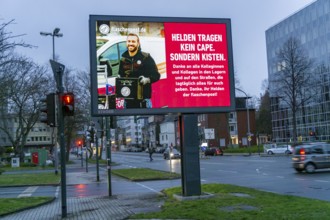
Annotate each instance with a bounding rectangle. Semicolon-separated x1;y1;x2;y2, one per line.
170;153;174;157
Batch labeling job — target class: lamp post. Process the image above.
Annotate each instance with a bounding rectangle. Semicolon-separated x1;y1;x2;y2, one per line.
40;28;63;176
40;28;63;60
40;28;63;175
235;88;251;155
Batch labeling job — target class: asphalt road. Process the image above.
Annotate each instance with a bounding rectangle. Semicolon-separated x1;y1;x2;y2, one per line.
2;152;330;202
110;152;330;202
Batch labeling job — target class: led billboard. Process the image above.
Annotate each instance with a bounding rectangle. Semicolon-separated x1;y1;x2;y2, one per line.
89;15;235;116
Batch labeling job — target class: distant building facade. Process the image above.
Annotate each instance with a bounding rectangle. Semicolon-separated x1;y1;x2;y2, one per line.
266;0;330;142
0;114;53;150
198;98;256;148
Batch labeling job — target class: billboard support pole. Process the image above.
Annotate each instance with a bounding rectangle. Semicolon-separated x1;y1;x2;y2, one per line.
106;116;112;196
180;114;201;196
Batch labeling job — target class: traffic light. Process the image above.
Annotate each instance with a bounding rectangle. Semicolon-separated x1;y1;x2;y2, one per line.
61;93;74;116
39;93;56;127
77;140;83;147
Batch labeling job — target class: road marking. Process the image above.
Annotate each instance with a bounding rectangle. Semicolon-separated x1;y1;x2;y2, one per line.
276;176;285;178
55;186;60;198
231;159;275;163
17;186;38;198
295;178;305;181
315;180;330;183
203;162;225;165
201;179;207;182
217;169;238;173
136;183;163;195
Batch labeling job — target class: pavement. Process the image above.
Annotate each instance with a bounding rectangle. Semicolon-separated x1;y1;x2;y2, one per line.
1;152;278;219
1;155;166;220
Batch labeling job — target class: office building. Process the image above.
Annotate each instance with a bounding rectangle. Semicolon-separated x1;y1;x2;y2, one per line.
266;0;330;142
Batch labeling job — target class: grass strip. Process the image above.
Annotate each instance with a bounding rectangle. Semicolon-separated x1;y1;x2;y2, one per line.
131;183;330;220
0;172;60;186
112;168;180;181
0;197;54;216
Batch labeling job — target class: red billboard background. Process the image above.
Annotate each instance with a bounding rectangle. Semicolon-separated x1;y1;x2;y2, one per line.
152;22;230;108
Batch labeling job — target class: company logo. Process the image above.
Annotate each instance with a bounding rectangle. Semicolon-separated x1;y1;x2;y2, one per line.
99;24;110;35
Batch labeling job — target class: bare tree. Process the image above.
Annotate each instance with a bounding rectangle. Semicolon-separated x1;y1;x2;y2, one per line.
0;56;51;157
271;37;317;143
61;68;91;161
0;20;50;158
0;19;34;102
0;20;34;68
256;80;272;136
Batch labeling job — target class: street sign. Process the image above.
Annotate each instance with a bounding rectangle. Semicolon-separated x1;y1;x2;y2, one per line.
50;59;65;91
204;128;215;140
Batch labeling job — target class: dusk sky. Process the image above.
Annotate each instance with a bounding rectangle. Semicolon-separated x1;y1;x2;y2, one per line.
1;0;315;98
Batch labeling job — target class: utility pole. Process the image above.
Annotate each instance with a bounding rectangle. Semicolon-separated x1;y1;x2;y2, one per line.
50;60;67;218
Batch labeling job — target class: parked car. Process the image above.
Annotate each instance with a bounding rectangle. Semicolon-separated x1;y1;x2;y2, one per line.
292;143;330;173
204;147;223;156
266;144;293;155
163;148;181;160
130;147;143;152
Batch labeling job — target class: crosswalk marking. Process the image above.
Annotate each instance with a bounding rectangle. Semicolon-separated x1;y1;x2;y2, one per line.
17;186;38;198
55;186;60;198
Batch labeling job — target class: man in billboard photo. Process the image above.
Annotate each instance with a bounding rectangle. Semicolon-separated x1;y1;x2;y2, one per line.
118;33;160;108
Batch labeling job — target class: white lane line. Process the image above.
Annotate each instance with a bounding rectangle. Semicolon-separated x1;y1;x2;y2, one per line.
295;178;305;181
315;180;330;183
201;179;207;182
136;183;163;195
277;176;285;178
17;186;38;198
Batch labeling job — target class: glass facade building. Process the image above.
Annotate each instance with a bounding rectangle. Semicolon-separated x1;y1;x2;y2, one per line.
266;0;330;142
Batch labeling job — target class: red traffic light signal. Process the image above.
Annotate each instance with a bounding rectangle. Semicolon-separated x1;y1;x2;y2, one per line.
77;140;83;147
61;93;74;116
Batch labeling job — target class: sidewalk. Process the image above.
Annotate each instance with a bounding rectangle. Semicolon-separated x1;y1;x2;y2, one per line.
2;156;165;220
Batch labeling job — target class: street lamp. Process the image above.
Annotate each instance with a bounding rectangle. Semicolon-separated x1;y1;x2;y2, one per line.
40;27;63;175
235;88;252;155
40;28;63;60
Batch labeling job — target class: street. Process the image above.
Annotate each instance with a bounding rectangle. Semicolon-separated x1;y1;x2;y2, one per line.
2;152;330;202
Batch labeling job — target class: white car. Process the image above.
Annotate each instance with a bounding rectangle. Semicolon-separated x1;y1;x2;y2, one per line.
266;145;293;155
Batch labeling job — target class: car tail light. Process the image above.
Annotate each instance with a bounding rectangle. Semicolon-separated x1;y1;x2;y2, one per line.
299;148;306;161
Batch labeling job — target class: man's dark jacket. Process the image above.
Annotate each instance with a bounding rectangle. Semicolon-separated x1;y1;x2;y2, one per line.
118;49;160;98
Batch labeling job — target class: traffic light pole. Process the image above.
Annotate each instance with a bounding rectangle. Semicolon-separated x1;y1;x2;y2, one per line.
85;149;88;173
96;131;100;182
50;60;67;218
